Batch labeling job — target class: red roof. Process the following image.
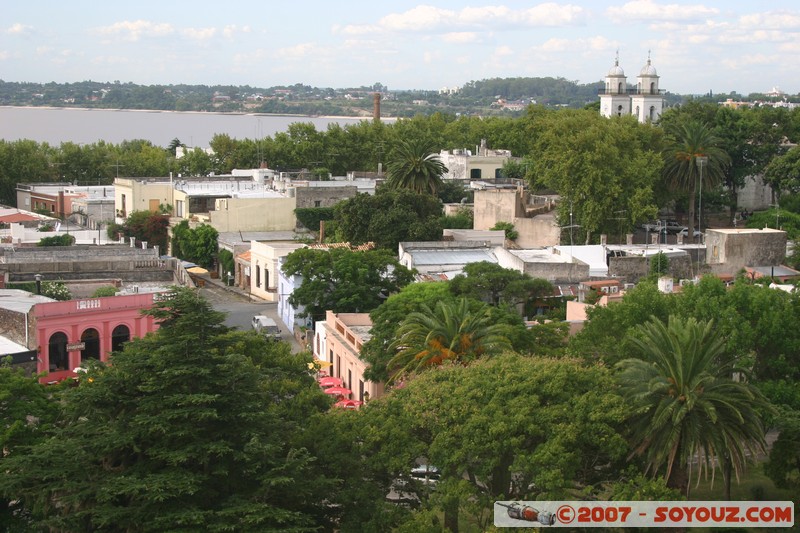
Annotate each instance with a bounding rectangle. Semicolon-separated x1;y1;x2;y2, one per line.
0;213;39;223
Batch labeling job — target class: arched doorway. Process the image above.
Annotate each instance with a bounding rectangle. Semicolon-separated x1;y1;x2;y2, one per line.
80;328;100;361
111;324;130;353
48;332;69;372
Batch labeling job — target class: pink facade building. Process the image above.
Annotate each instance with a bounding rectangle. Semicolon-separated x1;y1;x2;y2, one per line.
33;293;159;383
314;311;383;403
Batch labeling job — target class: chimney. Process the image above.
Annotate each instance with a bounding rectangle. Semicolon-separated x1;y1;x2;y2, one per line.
373;93;381;122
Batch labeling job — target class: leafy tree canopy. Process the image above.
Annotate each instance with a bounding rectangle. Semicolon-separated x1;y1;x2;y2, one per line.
331;189;444;250
0;287;334;532
359;354;627;531
281;247;414;323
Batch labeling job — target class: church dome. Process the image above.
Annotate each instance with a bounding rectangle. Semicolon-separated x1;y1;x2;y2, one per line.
640;58;658;76
608;60;625;77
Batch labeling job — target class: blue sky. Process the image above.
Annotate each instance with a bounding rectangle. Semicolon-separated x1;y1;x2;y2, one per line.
2;1;799;95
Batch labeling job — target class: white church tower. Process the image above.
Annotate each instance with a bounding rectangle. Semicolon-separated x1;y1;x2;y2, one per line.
600;52;630;118
630;52;664;123
599;52;665;123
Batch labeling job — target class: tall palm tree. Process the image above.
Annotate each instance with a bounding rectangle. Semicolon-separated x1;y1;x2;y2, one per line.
662;121;731;242
616;315;770;498
387;298;512;383
385;138;447;195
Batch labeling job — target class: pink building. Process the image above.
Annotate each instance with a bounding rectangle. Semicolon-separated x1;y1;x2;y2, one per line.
34;293;159;383
315;311;383;403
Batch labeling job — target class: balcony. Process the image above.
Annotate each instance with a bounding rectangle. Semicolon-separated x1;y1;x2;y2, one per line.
598;88;666;95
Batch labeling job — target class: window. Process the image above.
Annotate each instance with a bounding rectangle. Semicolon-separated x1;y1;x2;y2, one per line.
264;267;269;289
649;106;656;121
175;200;184;217
330;349;334;376
111;324;130;353
359;380;365;402
470;168;481;180
255;263;261;287
80;328;100;361
617;104;623;116
348;369;352;391
314;200;321;207
48;332;69;371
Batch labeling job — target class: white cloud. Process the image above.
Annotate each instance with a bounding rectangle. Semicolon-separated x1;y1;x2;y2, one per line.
182;27;217;41
222;24;250;39
495;45;513;56
442;32;480;44
91;55;131;66
739;11;800;30
7;23;34;35
518;3;586;26
274;42;325;60
0;50;9;60
340;3;586;35
607;0;718;23
537;35;615;54
721;53;778;69
93;20;174;41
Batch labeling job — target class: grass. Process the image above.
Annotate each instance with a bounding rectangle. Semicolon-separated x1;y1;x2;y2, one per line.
688;462;795;502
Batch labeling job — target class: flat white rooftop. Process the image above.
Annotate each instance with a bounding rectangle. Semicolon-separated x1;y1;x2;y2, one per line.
0;289;55;313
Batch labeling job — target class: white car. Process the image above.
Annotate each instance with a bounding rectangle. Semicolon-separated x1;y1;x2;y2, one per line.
678;228;703;238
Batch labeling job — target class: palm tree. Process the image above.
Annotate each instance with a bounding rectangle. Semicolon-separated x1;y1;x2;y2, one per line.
616;315;770;498
385;138;447;195
387;298;512;383
662;121;731;242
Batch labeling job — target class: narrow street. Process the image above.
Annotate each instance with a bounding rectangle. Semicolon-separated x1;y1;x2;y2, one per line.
195;277;303;353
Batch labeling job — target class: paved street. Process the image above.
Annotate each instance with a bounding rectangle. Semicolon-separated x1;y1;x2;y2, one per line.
196;277;304;353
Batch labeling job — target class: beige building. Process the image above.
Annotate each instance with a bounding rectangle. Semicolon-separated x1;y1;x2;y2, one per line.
705;228;787;274
439;139;518;181
473;188;560;248
248;241;306;301
314;311;383;403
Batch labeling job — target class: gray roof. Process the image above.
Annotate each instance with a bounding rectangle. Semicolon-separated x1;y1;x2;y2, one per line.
0;289;55;313
410;249;496;266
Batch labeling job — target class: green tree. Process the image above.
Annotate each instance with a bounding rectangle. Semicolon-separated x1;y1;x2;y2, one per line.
119;210;170;252
527;109;662;243
40;281;71;301
360;354;627;532
649;251;669;276
763;145;800;200
0;366;57;531
37;234;75;246
170;220;219;269
763;406;800;492
662;120;731;242
332;189;444;250
616;315;771;498
387;298;513;382
281;247;414;323
449;261;552;312
490;221;518;241
362;282;456;383
0;287;333;532
385;138;447;195
91;286;118;298
569;279;675;367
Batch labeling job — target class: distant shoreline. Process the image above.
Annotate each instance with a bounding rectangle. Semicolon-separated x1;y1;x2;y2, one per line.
0;105;397;121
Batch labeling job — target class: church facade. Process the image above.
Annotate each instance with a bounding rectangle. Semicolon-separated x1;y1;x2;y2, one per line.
599;53;665;123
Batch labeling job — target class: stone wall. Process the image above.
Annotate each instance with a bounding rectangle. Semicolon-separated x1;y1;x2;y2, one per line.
521;261;590;284
0;307;28;347
295;186;358;209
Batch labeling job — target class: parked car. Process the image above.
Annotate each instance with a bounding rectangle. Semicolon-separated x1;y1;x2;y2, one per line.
251;315;282;342
642;220;686;234
678;228;703;238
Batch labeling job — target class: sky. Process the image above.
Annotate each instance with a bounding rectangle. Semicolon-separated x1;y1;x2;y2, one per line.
2;1;800;96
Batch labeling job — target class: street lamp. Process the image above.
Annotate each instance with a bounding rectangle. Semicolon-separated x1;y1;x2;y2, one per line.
695;155;708;242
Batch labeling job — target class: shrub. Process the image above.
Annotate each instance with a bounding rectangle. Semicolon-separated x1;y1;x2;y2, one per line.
92;286;118;298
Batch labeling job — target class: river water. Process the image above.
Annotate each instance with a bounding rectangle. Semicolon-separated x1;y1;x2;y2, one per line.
0;106;386;148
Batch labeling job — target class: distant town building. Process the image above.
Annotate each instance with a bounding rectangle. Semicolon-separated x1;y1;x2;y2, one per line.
599;52;665;123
